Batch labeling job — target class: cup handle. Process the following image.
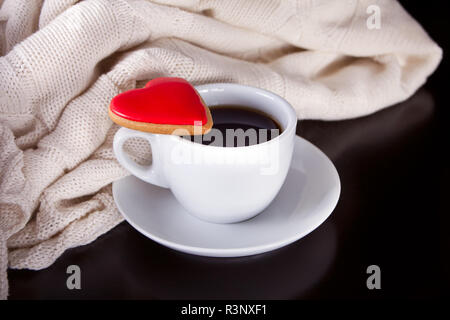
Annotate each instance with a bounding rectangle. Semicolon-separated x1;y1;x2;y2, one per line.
113;127;169;188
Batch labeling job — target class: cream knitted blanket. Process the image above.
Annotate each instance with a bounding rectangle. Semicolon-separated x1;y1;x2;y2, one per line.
0;0;441;299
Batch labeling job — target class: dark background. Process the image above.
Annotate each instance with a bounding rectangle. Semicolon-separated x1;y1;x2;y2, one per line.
8;1;449;299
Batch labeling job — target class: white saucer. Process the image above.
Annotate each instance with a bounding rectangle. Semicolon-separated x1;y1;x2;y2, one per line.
112;136;340;257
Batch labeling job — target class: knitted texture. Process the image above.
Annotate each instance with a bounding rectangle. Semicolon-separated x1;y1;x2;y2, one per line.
0;0;441;299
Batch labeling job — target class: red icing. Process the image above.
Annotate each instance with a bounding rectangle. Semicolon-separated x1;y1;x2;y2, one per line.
110;77;208;125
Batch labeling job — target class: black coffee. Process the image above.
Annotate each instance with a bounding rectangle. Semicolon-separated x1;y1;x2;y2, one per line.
184;105;281;147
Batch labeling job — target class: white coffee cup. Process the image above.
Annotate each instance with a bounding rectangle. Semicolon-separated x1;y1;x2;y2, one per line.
113;83;297;223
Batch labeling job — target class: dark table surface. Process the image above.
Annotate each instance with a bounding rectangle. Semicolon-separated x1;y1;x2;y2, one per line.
8;86;447;299
7;1;449;300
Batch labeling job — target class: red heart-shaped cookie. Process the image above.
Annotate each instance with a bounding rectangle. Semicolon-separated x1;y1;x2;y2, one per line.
109;77;212;135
